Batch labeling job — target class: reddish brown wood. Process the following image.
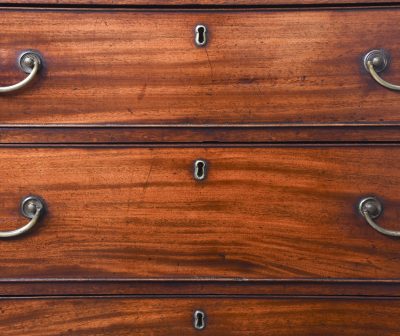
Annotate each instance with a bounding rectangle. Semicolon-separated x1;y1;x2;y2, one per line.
1;8;400;126
1;280;400;296
0;0;398;5
0;146;399;280
1;1;399;331
0;297;399;335
1;125;400;144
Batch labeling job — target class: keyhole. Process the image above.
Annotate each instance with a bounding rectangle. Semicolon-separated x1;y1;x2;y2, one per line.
194;159;207;181
193;310;206;330
195;25;207;47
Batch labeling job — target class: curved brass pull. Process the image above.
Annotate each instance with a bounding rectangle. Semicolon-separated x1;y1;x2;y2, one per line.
0;51;42;94
364;49;400;91
0;196;45;238
358;197;400;237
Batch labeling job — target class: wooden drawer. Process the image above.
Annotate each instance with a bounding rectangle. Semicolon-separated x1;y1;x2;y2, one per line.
1;9;400;125
0;146;400;280
1;297;399;335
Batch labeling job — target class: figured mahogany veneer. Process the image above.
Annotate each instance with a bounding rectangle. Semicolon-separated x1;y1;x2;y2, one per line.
1;8;400;126
0;146;399;280
1;297;400;335
1;0;400;331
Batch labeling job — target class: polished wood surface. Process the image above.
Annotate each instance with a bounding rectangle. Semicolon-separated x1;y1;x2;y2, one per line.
2;8;400;125
1;125;400;143
0;0;399;331
2;279;400;296
1;297;399;335
0;0;398;5
0;146;400;280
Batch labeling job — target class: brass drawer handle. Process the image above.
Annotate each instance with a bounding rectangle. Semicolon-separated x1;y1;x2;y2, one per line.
358;197;400;237
0;51;42;94
364;49;400;91
0;196;45;238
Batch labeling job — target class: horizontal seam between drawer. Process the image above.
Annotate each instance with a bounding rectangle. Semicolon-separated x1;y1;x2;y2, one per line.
1;3;400;10
0;294;399;299
1;123;400;128
0;142;400;147
1;278;400;283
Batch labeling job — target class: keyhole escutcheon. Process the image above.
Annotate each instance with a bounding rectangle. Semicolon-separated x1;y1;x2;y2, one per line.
194;159;207;181
193;310;206;330
195;25;207;47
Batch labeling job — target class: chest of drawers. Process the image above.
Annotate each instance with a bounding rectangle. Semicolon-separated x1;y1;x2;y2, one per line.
1;1;400;335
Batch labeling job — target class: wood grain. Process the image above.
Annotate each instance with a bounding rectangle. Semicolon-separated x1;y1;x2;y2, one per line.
1;125;400;143
1;8;400;125
1;297;400;335
2;280;400;296
0;146;400;280
0;0;398;6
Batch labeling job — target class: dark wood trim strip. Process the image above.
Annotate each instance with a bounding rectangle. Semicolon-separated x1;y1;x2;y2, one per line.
1;126;400;144
1;280;400;296
1;2;400;10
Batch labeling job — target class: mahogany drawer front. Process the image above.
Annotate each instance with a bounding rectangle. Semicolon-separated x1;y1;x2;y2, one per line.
1;146;400;280
0;297;399;335
2;9;400;125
